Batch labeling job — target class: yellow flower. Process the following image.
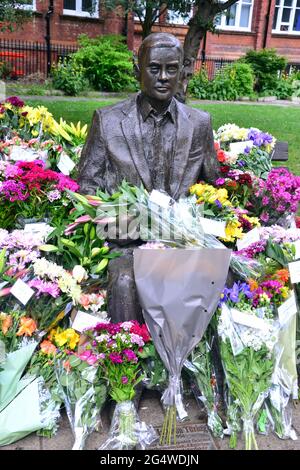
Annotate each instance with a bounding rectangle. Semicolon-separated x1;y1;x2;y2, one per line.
243;214;260;227
54;328;79;350
280;287;289;299
223;219;243;242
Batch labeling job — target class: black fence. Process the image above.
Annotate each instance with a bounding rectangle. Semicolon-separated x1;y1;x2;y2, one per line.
194;57;234;80
0;39;78;79
0;39;299;81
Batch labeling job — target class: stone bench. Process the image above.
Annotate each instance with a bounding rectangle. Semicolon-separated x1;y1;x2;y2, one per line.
271;141;288;162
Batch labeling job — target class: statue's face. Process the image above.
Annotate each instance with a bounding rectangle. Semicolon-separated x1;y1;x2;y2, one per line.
139;46;181;103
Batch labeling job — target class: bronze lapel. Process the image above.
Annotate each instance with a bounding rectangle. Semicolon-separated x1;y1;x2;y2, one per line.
170;102;193;199
121;101;153;191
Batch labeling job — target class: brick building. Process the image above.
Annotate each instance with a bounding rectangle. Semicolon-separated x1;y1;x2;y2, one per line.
1;0;300;75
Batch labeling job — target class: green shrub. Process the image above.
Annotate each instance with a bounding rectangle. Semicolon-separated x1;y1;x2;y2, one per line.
229;62;254;97
189;62;254;101
188;67;210;99
0;61;13;80
51;57;89;96
243;48;287;92
73;34;137;92
291;79;300;97
274;78;293;99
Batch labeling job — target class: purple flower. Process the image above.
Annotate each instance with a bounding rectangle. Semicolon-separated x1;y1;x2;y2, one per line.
28;279;60;298
47;189;61;202
109;353;123;364
215;199;222;209
237;239;267;259
0;180;28;202
215;178;225;186
121;376;129;384
5;164;23;179
229;283;240;303
6;96;24;107
260;212;269;223
123;349;138;363
262;196;270;205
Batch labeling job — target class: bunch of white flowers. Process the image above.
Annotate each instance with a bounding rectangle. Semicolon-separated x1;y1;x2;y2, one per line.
215;123;249;143
32;258;82;303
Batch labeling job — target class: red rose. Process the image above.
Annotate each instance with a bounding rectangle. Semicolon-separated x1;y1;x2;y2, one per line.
217;149;226;163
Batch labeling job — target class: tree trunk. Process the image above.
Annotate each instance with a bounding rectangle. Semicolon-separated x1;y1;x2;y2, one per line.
142;5;155;39
177;0;238;102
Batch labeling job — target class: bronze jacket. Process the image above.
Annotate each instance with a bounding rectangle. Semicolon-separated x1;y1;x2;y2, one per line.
78;94;220;199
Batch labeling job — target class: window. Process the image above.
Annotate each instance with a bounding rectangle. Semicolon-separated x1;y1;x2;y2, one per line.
134;1;159;23
63;0;99;18
16;0;36;10
215;0;253;31
272;0;300;34
167;8;193;25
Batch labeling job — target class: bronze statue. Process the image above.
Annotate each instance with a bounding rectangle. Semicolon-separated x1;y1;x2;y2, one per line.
78;32;221;323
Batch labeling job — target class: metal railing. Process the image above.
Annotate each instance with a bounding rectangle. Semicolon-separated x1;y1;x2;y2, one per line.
0;39;78;79
194;57;235;80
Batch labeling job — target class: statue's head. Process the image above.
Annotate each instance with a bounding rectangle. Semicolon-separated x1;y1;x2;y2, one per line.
136;32;183;104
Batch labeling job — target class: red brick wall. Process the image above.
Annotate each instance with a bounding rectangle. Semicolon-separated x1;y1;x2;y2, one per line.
1;0;300;63
0;0;123;44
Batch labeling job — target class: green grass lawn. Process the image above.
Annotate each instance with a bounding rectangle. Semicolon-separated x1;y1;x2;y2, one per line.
27;99;300;175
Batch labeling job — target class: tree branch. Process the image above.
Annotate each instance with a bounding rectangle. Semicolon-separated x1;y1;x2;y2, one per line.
152;3;168;23
216;0;239;13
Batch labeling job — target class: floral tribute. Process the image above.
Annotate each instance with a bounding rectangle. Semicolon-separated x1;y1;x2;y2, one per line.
0;97;300;451
80;321;155;449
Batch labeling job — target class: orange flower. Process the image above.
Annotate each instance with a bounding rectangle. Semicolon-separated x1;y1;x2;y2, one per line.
40;339;57;356
63;359;71;373
217;149;226;163
248;278;258;292
274;269;289;284
80;294;90;308
16;317;37;336
1;314;12;335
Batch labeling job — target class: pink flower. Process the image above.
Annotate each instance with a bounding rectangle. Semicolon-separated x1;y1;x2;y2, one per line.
75;215;92;223
260;212;269;223
121;376;128;384
123;349;138;363
109;352;123;364
78;349;98;365
6;96;24;107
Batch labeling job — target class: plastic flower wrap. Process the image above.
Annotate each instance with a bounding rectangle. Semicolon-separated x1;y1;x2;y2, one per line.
82;321;157;450
55;354;107;450
218;301;279;450
0;311;60;446
94;183;262;280
184;336;224;437
134;248;231;446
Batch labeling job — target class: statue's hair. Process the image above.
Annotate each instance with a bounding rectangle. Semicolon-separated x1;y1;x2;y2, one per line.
138;33;183;66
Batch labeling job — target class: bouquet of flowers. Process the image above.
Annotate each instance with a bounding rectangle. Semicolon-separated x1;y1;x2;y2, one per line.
134;247;231;446
250;167;300;226
218;287;279;450
82;321;157;450
184;336;224;437
0;159;79;229
0;310;60;446
55;353;107;450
